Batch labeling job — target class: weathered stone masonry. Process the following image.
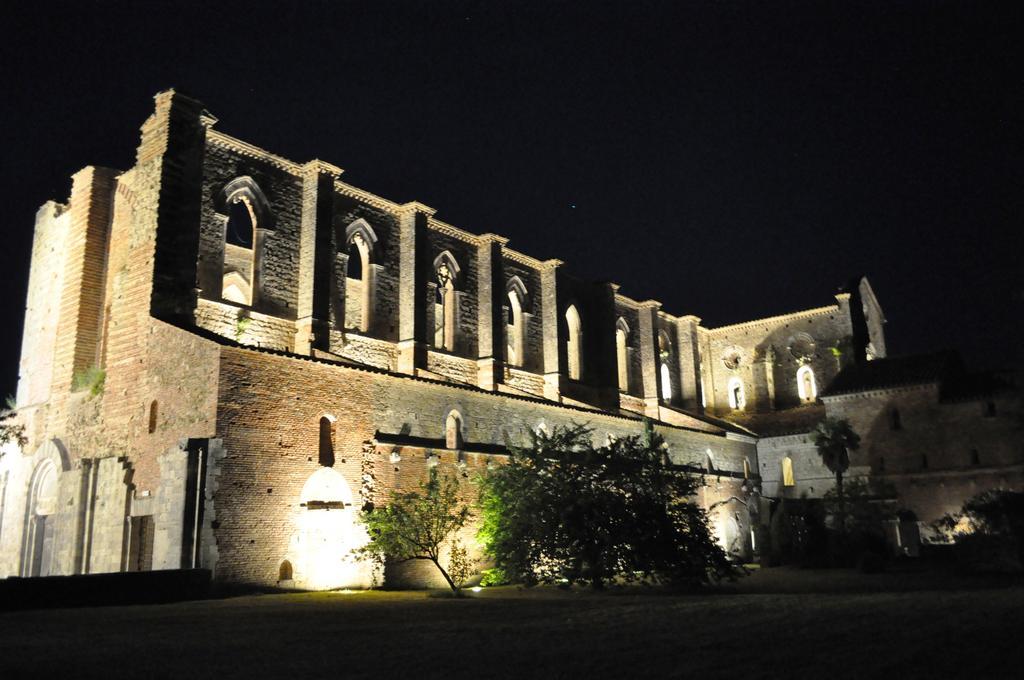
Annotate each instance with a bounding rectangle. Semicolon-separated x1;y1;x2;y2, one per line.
2;90;910;588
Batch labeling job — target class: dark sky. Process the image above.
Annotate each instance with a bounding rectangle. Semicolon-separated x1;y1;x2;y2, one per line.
1;0;1020;398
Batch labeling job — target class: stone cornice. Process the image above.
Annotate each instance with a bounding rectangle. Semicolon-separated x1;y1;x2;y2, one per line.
820;381;937;402
302;159;344;177
333;183;403;212
206;129;300;173
478;233;510;246
707;303;841;335
503;248;546;269
397;200;436;215
427;217;482;245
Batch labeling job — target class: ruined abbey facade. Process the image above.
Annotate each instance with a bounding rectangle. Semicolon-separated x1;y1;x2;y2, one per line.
1;91;1017;589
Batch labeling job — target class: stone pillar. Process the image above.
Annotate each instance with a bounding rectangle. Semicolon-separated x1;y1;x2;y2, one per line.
85;457;132;574
145;90;209;325
637;301;661;417
540;259;563;401
50;167;118;400
152;440;206;570
476;235;508;390
396;202;435;374
295;160;343;354
676;315;703;411
763;346;777;411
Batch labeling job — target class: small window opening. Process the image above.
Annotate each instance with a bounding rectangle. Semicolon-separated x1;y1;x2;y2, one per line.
984;401;996;418
878;456;885;472
565;305;582;380
148;400;158;434
279;560;293;581
970;449;980;466
921;454;928;470
890;408;902;431
615;322;629;393
319;416;335;467
797;365;817;402
782;457;795;487
445;411;464;450
728;377;746;410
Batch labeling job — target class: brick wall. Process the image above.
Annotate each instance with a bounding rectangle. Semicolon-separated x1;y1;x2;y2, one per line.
212;345;756;587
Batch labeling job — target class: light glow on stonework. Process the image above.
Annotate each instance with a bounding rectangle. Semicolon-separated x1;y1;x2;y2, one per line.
291;468;373;590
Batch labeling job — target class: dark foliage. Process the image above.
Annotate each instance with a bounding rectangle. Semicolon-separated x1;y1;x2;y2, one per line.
478;421;737;589
934;490;1024;572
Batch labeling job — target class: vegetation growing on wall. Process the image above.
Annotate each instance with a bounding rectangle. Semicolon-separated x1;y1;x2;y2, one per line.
71;366;106;396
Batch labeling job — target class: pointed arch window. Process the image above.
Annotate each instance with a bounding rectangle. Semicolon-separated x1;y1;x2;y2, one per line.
344;219;377;333
433;252;460;352
565;305;582;380
222;198;256;305
797;365;817;402
506;277;527;368
615;318;630;392
727;377;746;410
218;176;273;308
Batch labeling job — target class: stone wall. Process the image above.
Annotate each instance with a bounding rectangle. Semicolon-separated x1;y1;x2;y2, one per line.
823;385;1024;522
701;300;854;415
212;344;755;587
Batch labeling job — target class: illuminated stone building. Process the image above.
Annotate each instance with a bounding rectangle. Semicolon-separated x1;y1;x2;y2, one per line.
2;90;1004;588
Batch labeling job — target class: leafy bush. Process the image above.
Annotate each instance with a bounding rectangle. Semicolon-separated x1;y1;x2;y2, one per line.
478;421;738;589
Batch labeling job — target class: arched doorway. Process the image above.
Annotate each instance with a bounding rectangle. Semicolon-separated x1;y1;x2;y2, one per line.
23;460;58;577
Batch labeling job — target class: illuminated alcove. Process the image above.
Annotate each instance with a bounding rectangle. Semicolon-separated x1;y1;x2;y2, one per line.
286;467;373;590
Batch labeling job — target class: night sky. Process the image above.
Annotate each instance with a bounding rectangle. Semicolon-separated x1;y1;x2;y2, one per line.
1;1;1020;398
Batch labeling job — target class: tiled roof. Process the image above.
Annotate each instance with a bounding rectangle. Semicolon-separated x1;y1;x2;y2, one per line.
821;351;961;396
724;404;827;437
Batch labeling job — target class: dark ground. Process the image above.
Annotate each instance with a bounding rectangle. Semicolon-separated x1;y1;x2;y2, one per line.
1;566;1021;679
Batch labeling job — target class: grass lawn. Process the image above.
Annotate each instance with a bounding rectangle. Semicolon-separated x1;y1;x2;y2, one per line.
1;567;1021;679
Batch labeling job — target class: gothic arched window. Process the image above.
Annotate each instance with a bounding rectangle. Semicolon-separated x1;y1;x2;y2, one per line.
506;277;527;368
219;176;273;308
433;252;460;352
344;219;378;333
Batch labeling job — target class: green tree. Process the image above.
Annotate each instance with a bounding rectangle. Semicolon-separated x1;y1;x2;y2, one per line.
0;402;27;454
356;468;472;594
812;417;861;535
478;421;736;589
